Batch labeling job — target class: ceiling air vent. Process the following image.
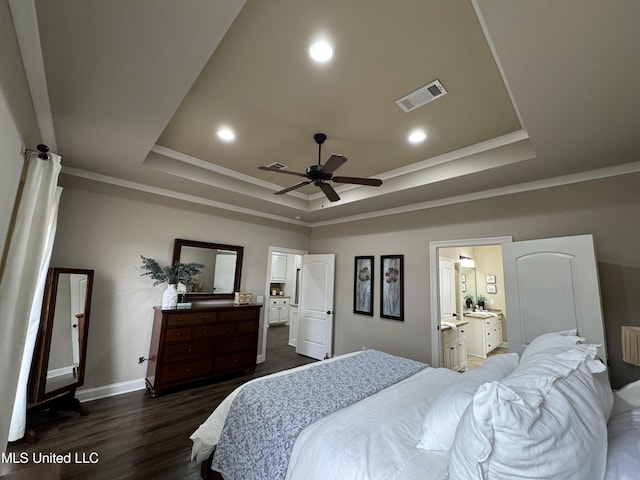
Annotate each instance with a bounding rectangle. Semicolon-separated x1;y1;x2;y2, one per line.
395;79;447;113
267;161;288;170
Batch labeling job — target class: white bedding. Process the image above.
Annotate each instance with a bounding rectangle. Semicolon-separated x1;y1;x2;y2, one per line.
606;408;640;480
190;351;362;464
190;341;640;480
191;352;460;480
286;366;460;480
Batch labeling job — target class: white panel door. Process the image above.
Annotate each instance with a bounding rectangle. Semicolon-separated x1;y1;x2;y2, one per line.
213;253;235;293
297;254;335;360
439;258;456;320
503;234;607;361
69;274;87;366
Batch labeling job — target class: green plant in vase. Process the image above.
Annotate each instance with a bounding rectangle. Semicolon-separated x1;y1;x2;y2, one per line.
140;256;204;307
476;295;487;310
463;294;475;309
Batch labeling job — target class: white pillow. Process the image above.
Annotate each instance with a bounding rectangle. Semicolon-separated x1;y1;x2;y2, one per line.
605;409;640;480
611;379;640;417
519;329;584;365
449;345;609;480
416;353;519;451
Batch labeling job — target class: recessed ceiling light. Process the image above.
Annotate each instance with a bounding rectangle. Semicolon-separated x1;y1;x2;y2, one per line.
217;127;235;142
309;41;333;62
408;130;426;144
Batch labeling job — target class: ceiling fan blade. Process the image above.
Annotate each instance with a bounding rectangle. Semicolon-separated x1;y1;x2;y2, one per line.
332;176;383;186
274;181;311;195
318;182;341;202
319;155;347;175
259;166;308;177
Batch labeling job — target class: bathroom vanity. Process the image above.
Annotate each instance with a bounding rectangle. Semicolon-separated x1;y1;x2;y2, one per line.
465;311;504;358
440;319;468;371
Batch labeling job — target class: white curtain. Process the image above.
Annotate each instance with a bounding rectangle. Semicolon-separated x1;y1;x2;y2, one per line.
0;150;61;451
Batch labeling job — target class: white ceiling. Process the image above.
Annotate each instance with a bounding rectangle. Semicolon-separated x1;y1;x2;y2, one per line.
14;0;640;225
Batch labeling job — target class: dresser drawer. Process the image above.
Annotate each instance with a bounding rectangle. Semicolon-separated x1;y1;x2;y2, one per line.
195;323;237;338
148;304;262;396
238;321;257;333
219;309;259;321
217;334;255;354
165;327;192;342
163;339;214;362
160;357;212;384
166;311;216;326
214;350;255;372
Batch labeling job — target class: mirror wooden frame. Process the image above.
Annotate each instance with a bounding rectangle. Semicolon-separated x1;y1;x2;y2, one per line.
28;267;94;404
172;239;243;301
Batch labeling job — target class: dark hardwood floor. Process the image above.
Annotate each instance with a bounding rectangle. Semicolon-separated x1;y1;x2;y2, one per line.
2;324;314;480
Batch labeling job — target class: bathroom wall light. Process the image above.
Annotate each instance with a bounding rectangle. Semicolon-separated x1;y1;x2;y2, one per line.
459;256;475;268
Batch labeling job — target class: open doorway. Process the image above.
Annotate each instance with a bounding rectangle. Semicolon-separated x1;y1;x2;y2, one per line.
429;237;513;370
259;246;307;363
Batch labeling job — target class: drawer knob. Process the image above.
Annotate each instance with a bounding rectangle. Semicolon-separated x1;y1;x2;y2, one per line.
176;332;182;336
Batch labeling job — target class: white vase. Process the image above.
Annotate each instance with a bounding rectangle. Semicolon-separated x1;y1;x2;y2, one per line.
162;284;178;308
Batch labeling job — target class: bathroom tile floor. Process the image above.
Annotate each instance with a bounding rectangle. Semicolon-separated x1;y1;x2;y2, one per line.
466;347;509;370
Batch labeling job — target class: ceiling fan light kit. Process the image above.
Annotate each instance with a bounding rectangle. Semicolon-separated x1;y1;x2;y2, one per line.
259;133;383;202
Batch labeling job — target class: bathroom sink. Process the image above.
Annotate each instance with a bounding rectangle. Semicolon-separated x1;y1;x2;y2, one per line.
465;312;495;318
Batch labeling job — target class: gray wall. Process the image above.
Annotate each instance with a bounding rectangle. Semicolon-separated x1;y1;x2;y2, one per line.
52;176;310;390
0;1;40;265
310;173;640;389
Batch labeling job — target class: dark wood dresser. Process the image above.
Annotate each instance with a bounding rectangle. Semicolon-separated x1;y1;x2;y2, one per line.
145;303;261;396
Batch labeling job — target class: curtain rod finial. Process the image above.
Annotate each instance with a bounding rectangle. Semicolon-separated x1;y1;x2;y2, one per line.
36;144;49;160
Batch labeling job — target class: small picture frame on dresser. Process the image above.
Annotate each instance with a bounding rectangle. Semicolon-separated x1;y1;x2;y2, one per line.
234;292;252;305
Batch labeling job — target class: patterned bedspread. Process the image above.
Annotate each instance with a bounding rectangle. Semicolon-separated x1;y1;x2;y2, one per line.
211;349;427;480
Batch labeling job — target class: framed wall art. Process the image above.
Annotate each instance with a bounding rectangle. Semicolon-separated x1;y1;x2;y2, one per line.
354;256;374;315
380;255;404;321
487;284;497;294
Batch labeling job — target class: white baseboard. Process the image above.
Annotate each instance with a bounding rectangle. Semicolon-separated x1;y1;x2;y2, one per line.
76;378;147;403
500;341;508;349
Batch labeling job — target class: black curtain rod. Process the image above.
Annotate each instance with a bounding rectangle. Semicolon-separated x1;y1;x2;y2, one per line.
24;144;50;160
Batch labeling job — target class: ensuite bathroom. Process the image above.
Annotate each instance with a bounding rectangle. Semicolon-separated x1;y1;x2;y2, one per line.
438;245;507;371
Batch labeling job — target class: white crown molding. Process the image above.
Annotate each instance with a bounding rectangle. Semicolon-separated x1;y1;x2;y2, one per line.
310;160;640;227
152;130;532;208
9;0;57;151
61;166;311;226
150;144;309;201
63;159;640;229
472;0;526;129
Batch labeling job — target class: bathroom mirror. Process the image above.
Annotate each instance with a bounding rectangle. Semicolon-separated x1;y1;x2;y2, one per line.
28;267;94;405
172;239;243;300
461;266;477;303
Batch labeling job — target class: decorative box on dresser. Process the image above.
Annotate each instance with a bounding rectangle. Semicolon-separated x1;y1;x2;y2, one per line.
146;303;261;397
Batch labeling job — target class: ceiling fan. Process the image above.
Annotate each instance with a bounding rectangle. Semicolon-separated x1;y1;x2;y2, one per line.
259;133;383;202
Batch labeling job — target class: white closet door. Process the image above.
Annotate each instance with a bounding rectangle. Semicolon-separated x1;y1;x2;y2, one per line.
503;234;607;361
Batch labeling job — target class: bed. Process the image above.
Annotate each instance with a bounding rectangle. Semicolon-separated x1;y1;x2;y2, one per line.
190;331;640;480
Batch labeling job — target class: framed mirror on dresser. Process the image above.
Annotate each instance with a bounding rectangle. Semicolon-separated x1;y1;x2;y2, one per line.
26;267;94;442
172;239;244;301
